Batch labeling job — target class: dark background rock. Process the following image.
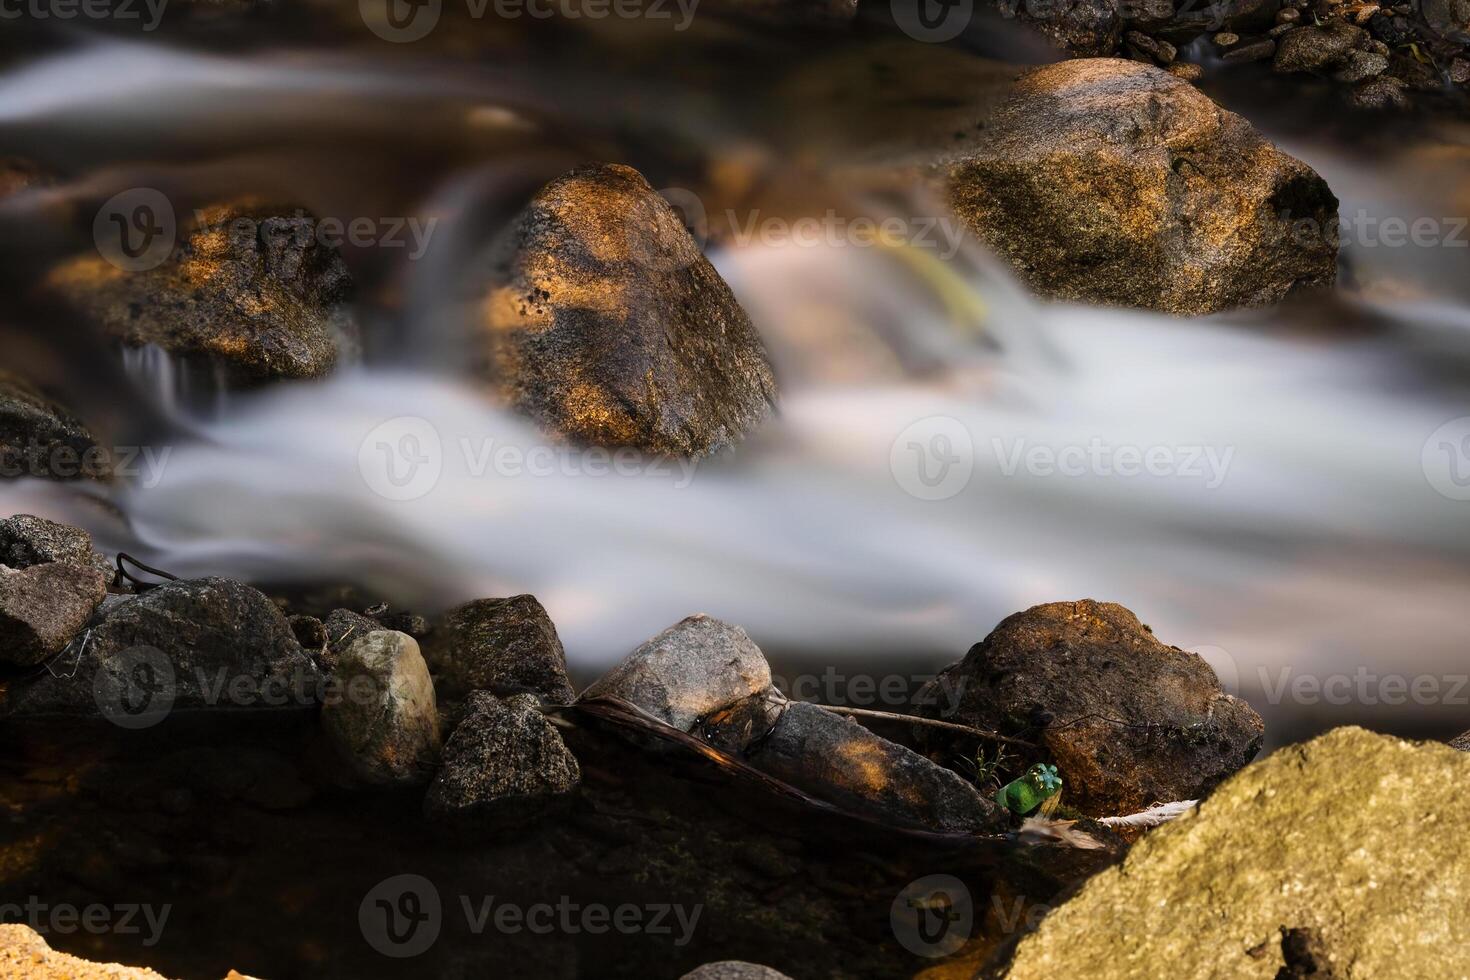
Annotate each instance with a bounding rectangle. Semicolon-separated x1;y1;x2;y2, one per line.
1;576;321;721
426;594;576;705
480;164;777;456
424;691;581;836
0;514;112;579
945;59;1339;316
320;607;383;671
0;563;107;667
0;371;103;482
915;599;1264;816
43;201;357;384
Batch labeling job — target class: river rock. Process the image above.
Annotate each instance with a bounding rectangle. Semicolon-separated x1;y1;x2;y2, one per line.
0;513;112;578
580;614;772;731
1273;20;1367;73
426;594;575;704
1;576;321;722
916;600;1263;816
680;964;794;980
944;59;1339;316
0;371;103;482
480;163;777;456
320;607;383;670
991;728;1470;978
423;691;580;835
0;562;108;667
323;630;441;786
1449;729;1470;751
992;0;1128;56
44;200;357;383
748;701;1007;833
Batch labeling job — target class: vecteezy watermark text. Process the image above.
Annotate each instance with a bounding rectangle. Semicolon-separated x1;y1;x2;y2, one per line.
1;898;171;947
0;0;167;30
992;436;1235;489
359;875;702;958
359;0;698;42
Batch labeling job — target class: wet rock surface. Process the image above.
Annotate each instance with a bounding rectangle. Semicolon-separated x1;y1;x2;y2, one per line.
480;163;777;456
322;630;441;786
0;562;108;667
1;576;320;721
991;728;1470;978
0;513;112;579
426;594;576;705
917;599;1264;816
423;691;581;835
43;201;356;383
944;60;1339;316
0;371;102;482
747;701;1007;833
580;614;772;731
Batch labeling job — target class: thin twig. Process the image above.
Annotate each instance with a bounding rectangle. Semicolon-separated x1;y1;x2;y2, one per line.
114;552;179;589
815;704;1037;749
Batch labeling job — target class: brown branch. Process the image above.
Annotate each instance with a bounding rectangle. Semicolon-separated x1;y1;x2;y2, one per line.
814;704;1037;749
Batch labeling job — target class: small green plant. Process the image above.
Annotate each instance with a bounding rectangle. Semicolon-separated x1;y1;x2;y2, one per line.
954;743;1010;790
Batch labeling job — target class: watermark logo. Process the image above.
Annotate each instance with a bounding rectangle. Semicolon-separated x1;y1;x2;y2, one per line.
92;645;176;730
891;0;972;42
360;874;442;958
359;416;444;502
361;0;443;41
891;874;972;958
891;416;974;500
1423;416;1470;501
94;188;175;273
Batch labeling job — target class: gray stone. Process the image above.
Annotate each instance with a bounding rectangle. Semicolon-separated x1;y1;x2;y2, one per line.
320;607;382;670
680;964;793;980
323;630;441;786
0;514;112;578
423;692;580;835
44;201;357;383
480;164;777;456
0;563;107;666
1350;74;1411;110
580;615;771;731
915;599;1264;816
945;59;1338;316
426;594;575;704
1;577;321;721
748;701;1006;833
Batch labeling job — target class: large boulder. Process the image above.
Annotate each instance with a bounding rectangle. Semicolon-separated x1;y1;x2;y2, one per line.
991;728;1470;978
44;200;357;383
680;964;794;980
423;691;581;835
323;630;441;786
0;513;112;578
748;701;1007;833
480;163;777;456
580;614;772;731
944;59;1339;315
1;576;321;722
0;562;108;667
0;371;103;482
916;600;1263;816
426;594;575;704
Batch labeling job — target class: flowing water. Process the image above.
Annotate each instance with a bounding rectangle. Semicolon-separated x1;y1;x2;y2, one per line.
3;26;1469;754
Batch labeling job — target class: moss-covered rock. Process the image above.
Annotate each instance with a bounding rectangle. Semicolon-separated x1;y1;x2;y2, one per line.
991;728;1470;978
